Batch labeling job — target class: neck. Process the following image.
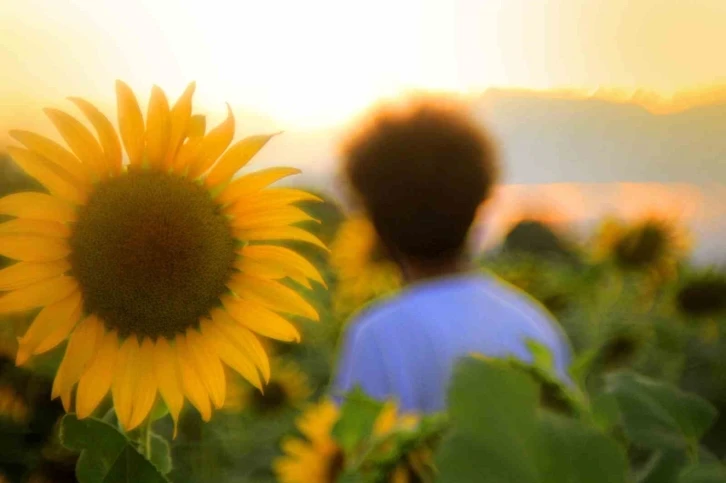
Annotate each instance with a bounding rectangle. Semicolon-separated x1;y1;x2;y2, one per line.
399;255;471;284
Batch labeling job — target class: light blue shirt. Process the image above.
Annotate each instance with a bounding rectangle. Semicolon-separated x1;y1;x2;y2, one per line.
331;273;572;413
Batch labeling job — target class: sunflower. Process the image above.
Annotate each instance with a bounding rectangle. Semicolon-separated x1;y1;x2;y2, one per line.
330;217;402;317
0;384;29;424
675;270;726;319
0;81;326;433
590;216;691;281
274;399;422;483
230;359;311;414
673;270;726;342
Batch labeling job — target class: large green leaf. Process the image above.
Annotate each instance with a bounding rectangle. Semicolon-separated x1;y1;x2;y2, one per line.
537;413;628;483
605;371;718;451
60;414;168;483
436;357;542;483
436;356;628;483
331;387;385;454
679;463;726;483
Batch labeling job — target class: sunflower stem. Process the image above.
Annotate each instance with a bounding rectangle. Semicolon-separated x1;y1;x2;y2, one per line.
141;417;153;460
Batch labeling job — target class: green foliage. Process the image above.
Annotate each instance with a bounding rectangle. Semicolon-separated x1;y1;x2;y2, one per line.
604;371;718;453
332;387;385;454
436;356;628;483
60;414;168;483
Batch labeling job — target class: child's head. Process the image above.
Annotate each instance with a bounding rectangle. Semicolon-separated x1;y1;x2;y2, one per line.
341;96;499;267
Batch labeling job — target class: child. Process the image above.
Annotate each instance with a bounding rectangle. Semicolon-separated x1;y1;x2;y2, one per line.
331;96;572;413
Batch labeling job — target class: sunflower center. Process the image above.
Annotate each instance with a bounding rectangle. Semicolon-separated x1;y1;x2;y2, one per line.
69;172;236;339
250;381;287;413
614;224;667;269
325;447;346;483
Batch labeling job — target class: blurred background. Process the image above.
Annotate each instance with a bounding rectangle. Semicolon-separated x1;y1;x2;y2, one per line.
1;0;725;481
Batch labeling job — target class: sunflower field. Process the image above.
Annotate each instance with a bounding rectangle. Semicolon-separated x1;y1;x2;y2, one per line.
1;84;726;483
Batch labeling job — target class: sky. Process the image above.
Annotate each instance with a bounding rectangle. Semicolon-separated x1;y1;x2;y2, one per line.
2;0;726;131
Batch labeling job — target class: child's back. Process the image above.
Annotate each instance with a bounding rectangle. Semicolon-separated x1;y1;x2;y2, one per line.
332;273;571;412
332;95;574;411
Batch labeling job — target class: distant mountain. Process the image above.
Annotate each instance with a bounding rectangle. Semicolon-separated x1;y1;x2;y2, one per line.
475;89;726;185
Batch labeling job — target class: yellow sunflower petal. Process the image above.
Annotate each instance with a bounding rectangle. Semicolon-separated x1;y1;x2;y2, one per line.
236;226;328;251
0;234;69;262
188;104;235;178
8;130;90;185
76;329;119;419
226;188;323;213
187;115;206;138
52;315;104;400
115;80;145;168
68;97;123;175
0;260;70;292
0;219;70;238
165;82;196;168
145;86;171;169
43;108;107;178
238;245;325;288
129;337;158;430
6;147;86;205
221;295;301;342
111;336;140;430
0;193;76;222
214;166;298;203
231;206;316;230
185;329;226;409
60;388;73;412
152;337;184;437
227;273;318;321
209;309;270;383
200;319;263;389
16;290;82;365
173;137;204;173
175;335;212;421
205;134;280;189
0;276;77;314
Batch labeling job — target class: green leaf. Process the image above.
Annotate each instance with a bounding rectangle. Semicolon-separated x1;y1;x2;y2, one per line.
605;371;718;451
636;450;688;483
679;463;726;483
331;387;385;454
150;433;173;475
569;348;600;386
590;393;621;433
527;339;556;373
60;414;168;483
436;356;542;483
437;356;628;483
536;412;629;483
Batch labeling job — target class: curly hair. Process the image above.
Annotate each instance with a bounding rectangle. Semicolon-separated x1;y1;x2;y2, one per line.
341;96;499;261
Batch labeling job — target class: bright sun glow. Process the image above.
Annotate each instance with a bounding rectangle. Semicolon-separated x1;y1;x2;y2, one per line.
1;0;725;130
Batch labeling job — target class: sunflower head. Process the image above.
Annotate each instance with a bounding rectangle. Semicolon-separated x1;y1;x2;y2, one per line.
675;270;726;319
597;331;647;371
0;384;29;424
502;219;578;262
274;398;418;483
234;359;312;414
0;81;326;433
330;217;402;317
591;216;690;280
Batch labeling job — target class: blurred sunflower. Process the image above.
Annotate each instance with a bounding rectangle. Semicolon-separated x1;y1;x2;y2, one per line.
676;270;726;319
229;359;311;414
674;270;726;342
274;399;421;483
0;81;325;433
330;217;402;317
0;384;29;424
591;217;690;280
